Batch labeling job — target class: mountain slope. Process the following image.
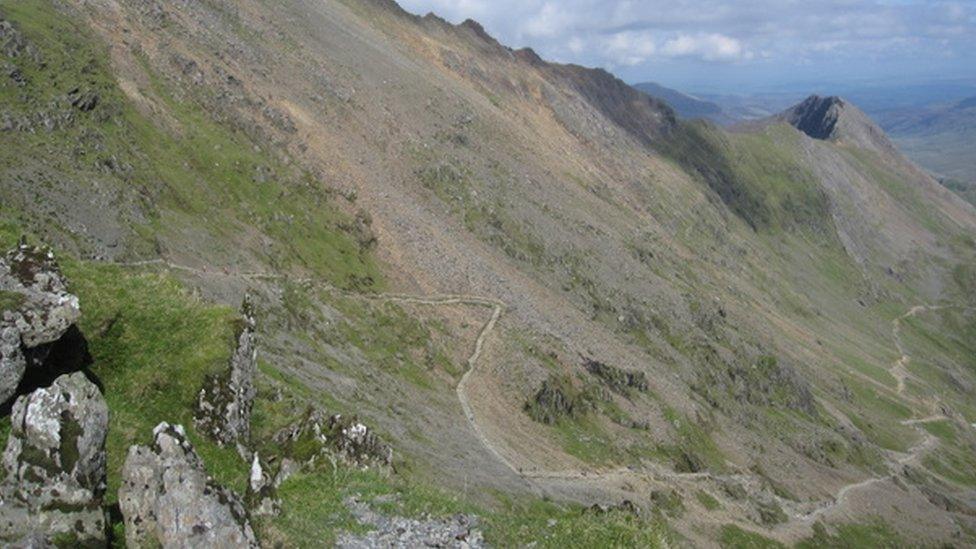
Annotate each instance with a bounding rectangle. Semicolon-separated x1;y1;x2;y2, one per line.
876;96;976;204
634;81;730;123
2;0;976;546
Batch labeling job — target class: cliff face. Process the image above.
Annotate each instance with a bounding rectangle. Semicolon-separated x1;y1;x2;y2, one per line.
2;0;976;546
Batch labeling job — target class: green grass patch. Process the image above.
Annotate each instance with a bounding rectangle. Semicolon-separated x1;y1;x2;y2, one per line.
920;420;957;444
486;497;671;548
0;290;25;313
657;122;829;232
551;417;619;465
656;407;726;473
64;260;248;498
696;490;722;511
841;376;915;452
258;461;672;548
718;524;784;548
797;519;906;548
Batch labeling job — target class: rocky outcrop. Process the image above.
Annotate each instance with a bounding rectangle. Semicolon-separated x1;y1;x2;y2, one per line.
327;414;394;468
585;500;640;516
524;374;597;425
119;422;258;548
272;407;393;469
0;372;108;546
0;243;87;405
337;497;484;549
584;358;648;395
194;295;257;447
780;95;897;155
0;18;42;64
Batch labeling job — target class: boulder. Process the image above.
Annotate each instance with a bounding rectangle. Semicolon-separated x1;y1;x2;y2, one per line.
194;295;257;446
119;422;258;548
0;243;86;404
0;372;108;546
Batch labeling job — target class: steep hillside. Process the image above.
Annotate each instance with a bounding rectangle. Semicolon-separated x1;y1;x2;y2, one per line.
2;0;976;546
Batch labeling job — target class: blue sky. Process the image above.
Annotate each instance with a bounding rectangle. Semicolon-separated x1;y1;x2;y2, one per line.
397;0;976;94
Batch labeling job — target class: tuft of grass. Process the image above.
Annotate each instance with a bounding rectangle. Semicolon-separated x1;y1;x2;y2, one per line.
485;496;672;548
920;420;957;444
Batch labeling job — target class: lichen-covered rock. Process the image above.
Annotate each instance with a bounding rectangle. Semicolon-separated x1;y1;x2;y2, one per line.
272;407;393;469
119;422;258;548
0;243;85;403
194;295;257;446
0;372;108;545
326;414;394;468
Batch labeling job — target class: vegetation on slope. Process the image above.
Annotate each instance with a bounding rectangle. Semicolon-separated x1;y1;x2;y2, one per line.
657;121;830;232
0;0;379;288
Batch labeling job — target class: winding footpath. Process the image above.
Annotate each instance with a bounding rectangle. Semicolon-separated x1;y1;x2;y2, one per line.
114;258;969;533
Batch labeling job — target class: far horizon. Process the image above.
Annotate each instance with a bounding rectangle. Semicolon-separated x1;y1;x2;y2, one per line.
397;0;976;99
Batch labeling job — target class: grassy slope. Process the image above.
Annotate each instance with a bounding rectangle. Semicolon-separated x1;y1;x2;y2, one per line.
0;0;379;288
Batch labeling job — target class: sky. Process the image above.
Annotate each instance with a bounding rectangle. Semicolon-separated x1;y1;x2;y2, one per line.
396;0;976;95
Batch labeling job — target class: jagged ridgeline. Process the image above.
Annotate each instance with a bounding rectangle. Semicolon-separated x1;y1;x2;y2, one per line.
2;0;976;547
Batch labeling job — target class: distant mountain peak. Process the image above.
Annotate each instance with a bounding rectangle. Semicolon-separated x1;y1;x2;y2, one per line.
783;95;846;140
781;94;895;154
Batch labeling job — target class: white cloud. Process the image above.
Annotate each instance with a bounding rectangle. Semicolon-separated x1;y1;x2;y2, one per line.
602;31;657;66
397;0;976;85
661;33;751;62
521;2;576;38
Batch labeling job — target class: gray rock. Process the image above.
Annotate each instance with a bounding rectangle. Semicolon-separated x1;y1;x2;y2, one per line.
0;243;84;403
194;295;257;446
0;326;25;402
337;497;484;549
272;408;393;469
0;372;108;546
327;414;394;468
119;422;258;548
245;453;280;517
